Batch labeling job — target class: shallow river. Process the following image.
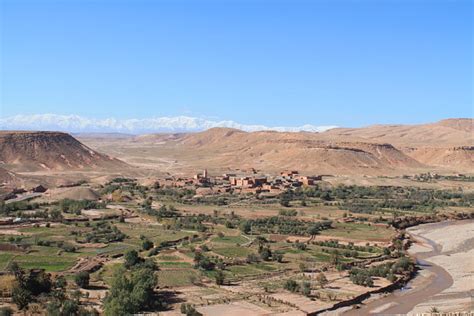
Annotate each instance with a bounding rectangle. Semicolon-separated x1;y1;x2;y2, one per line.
342;220;464;315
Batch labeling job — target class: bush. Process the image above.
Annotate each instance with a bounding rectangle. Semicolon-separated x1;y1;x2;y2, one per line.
124;250;144;269
180;304;203;316
259;247;272;261
284;279;299;293
301;281;311;296
74;271;90;288
194;253;214;271
349;269;374;287
215;270;225;285
12;286;31;310
142;240;154;251
273;252;284;263
103;267;157;315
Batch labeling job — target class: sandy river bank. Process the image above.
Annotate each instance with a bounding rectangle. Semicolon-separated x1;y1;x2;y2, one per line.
327;220;474;315
407;220;474;314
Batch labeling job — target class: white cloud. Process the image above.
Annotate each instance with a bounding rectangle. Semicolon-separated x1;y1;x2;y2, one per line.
0;114;337;134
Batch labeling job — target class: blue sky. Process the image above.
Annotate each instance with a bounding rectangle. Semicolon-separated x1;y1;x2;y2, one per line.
0;0;472;128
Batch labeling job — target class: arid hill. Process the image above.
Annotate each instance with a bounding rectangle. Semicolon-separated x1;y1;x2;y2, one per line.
76;118;473;176
133;133;187;143
323;118;473;170
324;118;473;147
0;166;20;185
174;128;424;175
0;131;128;172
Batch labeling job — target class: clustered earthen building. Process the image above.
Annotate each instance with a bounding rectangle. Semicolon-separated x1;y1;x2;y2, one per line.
155;169;321;196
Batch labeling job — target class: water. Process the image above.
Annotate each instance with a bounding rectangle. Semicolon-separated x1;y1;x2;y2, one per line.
342;220;462;315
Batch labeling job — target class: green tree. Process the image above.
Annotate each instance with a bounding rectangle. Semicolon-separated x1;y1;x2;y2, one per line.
104;267;157;316
62;299;79;315
124;250;143;269
74;271;90;289
12;286;31;310
239;221;251;234
215;270;225;285
142;240;154;251
259;247;272;261
279;192;291;207
55;275;67;289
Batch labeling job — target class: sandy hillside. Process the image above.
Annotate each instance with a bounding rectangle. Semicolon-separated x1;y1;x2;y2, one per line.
36;186;100;202
324;118;473;147
0;166;22;186
0;131;129;172
169;128;424;175
324;119;474;170
77;118;474;176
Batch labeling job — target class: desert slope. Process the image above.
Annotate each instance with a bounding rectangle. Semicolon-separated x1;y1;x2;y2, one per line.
402;146;474;170
77;118;473;176
175;128;424;175
0;166;21;185
324;118;473;147
323;119;473;171
0;131;128;172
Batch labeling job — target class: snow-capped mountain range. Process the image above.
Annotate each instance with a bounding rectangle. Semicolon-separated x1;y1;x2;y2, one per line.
0;114;337;134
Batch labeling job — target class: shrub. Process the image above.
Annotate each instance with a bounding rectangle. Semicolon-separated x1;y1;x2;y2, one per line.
284;279;299;293
124;250;143;269
180;304;203;316
349;269;374;287
104;267;157;315
301;281;311;296
142;240;154;251
12;286;31;310
215;270;225;285
74;271;90;288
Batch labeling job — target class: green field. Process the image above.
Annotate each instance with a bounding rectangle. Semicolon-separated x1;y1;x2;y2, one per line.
157;269;198;287
322;222;395;241
211;235;248;244
0;253;17;270
212;246;254;258
158;261;192;268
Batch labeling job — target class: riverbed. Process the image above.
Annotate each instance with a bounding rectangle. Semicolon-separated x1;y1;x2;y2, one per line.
334;220;474;315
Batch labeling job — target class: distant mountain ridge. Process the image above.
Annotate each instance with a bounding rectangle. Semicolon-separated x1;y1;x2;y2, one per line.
1;118;472;176
0;131;128;172
0;113;337;133
141;118;471;175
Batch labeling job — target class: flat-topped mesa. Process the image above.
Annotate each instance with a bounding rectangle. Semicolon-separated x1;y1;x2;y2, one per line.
0;131;128;172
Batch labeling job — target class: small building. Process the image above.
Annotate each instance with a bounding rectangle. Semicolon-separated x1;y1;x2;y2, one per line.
281;170;299;177
297;175;321;186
